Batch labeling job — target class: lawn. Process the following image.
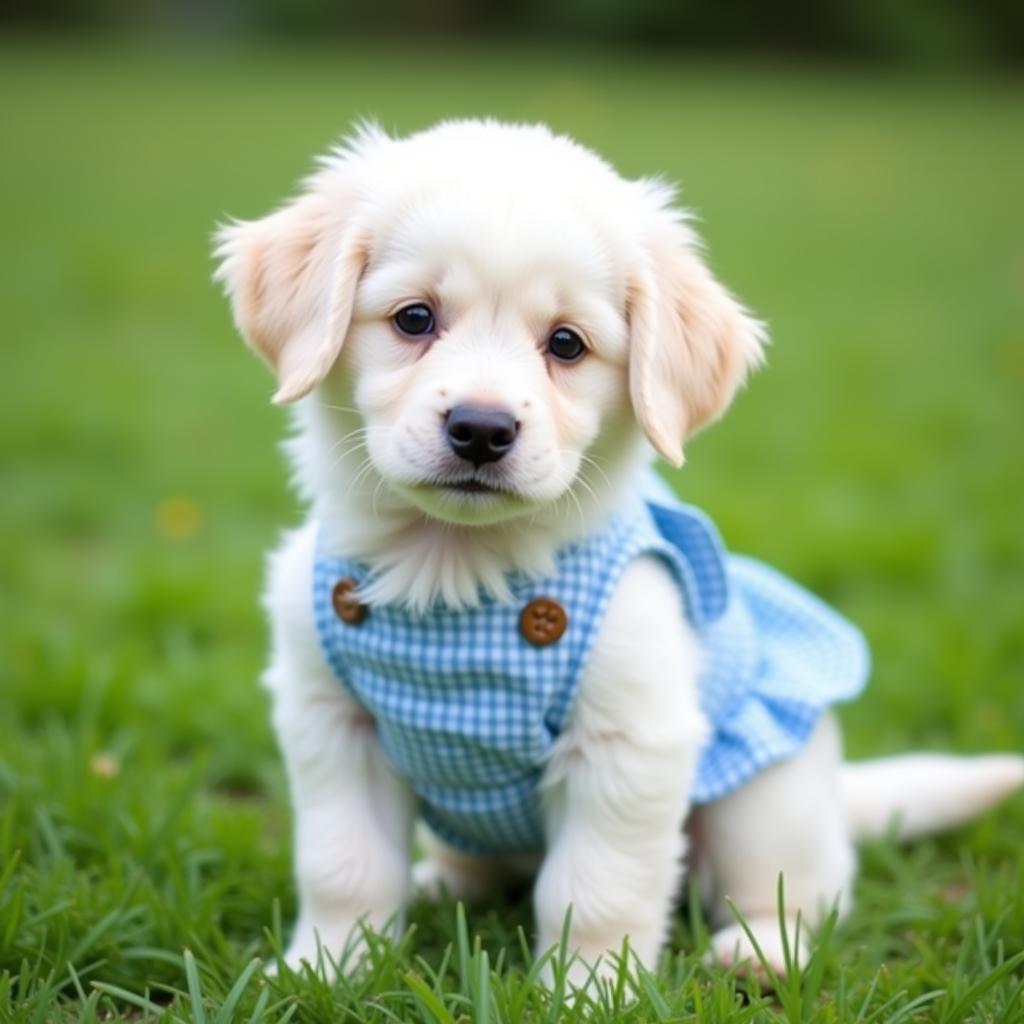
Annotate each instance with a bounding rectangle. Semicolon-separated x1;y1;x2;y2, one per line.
1;36;1023;1022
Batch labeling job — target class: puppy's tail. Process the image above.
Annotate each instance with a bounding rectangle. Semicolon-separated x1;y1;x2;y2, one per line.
840;753;1024;842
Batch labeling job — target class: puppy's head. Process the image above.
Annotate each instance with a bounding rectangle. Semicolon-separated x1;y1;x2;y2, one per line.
215;120;765;530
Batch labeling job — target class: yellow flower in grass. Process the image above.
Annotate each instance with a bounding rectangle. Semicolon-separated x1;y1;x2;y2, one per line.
155;495;203;542
90;752;120;779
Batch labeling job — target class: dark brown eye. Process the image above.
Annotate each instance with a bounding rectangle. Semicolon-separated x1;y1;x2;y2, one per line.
547;327;586;362
393;303;435;337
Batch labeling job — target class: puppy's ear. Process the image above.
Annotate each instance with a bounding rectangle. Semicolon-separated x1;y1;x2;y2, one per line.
214;190;368;404
628;217;766;466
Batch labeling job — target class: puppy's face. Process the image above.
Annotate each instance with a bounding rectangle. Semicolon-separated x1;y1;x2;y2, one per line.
216;121;765;529
343;177;635;526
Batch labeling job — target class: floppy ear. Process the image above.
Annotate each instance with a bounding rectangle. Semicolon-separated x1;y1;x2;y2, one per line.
628;218;767;467
213;190;368;404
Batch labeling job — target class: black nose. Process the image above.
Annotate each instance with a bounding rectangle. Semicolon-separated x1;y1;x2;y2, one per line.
445;405;519;466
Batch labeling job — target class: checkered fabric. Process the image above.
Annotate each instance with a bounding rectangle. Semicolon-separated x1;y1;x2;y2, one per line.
312;471;869;854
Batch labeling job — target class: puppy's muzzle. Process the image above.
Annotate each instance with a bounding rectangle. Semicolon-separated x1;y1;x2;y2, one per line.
445;405;519;467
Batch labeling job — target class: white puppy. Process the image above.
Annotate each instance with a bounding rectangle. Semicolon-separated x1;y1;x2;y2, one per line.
215;120;1023;982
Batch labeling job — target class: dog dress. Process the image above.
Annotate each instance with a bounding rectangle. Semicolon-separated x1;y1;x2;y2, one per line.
312;472;869;854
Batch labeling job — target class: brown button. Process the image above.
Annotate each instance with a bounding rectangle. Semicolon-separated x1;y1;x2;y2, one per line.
331;577;367;625
519;596;568;646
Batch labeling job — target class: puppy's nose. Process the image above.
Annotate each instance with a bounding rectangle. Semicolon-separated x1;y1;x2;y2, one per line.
445;405;519;466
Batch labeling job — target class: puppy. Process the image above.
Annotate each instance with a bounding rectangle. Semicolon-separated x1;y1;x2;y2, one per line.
215;120;1024;981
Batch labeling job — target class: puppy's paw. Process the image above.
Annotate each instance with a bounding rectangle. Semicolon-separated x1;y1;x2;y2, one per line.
709;917;806;979
538;946;618;994
536;933;658;996
279;915;369;979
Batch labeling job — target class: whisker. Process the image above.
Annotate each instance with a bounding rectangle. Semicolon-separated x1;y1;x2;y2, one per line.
578;452;613;491
371;476;388;520
329;424;370;445
573;473;603;519
568;485;586;533
327;439;369;476
348;454;379;492
317;401;362;415
325;426;370;460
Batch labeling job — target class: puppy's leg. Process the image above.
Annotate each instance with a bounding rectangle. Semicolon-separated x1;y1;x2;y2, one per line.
264;524;415;972
534;558;707;985
273;686;415;970
692;712;855;975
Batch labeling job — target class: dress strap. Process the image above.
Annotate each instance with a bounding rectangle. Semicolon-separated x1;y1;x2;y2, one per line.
645;500;729;626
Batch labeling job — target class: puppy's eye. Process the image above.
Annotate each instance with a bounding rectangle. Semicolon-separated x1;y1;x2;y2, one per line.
393;303;435;337
547;327;586;363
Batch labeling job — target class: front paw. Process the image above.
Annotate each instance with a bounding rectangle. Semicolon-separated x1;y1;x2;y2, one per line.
709;916;807;978
281;911;394;978
283;923;353;977
543;947;620;991
535;930;657;993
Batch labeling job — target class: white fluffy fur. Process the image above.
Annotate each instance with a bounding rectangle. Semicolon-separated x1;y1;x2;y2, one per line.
216;119;1024;985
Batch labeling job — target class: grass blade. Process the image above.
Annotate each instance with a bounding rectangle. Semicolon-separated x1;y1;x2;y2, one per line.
183;948;207;1024
403;970;456;1024
213;957;261;1024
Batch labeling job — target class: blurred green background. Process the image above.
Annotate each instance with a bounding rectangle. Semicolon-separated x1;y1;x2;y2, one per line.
1;14;1023;1020
9;0;1024;64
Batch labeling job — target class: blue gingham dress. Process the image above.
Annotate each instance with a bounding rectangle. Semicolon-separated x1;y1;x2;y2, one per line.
313;472;869;854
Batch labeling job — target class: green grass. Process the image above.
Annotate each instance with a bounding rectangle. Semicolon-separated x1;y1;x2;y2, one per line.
2;35;1023;1022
